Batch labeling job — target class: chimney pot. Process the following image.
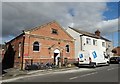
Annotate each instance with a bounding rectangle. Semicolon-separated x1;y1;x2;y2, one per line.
95;30;100;36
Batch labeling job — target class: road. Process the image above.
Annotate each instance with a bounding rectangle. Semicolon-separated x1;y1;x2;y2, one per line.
11;64;119;82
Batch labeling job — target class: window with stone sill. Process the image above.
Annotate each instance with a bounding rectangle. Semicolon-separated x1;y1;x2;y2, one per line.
33;41;40;51
66;45;70;53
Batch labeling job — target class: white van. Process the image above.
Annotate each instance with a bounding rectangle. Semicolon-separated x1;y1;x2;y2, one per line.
77;50;109;68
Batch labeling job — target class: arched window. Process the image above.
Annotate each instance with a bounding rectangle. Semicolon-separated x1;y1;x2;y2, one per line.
18;42;21;57
66;45;70;53
33;41;39;51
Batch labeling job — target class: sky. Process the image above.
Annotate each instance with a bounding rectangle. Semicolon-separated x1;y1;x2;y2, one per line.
1;1;119;47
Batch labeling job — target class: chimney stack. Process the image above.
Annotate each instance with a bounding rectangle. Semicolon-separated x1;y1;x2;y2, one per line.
95;30;100;36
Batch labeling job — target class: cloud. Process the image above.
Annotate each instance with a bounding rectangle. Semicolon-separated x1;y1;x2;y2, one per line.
95;18;118;35
2;2;117;43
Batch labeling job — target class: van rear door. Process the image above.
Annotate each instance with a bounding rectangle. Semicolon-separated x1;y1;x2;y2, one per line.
78;52;90;64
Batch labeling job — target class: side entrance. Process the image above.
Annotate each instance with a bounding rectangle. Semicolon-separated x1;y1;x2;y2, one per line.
54;49;60;66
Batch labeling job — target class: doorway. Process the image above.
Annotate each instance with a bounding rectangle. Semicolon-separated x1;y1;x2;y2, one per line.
54;49;60;65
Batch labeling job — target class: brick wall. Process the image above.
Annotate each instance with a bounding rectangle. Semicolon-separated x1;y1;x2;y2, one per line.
7;21;75;69
6;35;24;69
23;21;75;68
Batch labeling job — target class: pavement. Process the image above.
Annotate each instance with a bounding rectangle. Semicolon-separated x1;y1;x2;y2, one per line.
6;64;119;82
2;65;80;82
2;64;119;82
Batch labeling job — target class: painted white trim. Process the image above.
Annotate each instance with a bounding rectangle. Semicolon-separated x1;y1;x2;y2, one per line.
65;44;70;53
54;49;60;53
54;49;60;65
18;42;22;57
32;41;41;52
93;39;97;46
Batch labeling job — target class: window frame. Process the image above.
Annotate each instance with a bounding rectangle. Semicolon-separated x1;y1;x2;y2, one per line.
93;39;97;46
65;45;70;53
102;42;105;47
86;38;91;45
51;28;58;35
33;41;40;52
18;42;22;58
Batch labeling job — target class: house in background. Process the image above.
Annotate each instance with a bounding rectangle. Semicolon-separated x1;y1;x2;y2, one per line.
66;27;113;61
0;44;6;61
112;46;120;56
5;21;75;70
105;39;113;57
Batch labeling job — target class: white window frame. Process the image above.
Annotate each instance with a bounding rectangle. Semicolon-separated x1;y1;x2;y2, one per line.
93;39;97;46
33;41;40;52
18;42;21;57
65;45;70;53
86;38;91;45
102;42;105;47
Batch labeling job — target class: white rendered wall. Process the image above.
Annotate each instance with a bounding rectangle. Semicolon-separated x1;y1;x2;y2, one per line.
66;28;107;60
66;28;81;59
82;36;106;55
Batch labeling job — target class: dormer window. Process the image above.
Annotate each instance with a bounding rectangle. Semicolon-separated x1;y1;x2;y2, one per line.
52;28;58;34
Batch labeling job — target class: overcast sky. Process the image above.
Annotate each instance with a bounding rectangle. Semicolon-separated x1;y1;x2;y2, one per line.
2;1;119;45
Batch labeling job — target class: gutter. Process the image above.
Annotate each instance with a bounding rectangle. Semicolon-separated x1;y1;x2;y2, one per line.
21;30;25;70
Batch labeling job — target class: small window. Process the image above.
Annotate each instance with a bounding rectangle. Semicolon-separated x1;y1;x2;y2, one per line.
102;42;105;47
93;39;97;45
86;38;91;45
18;42;21;57
66;45;70;53
33;41;39;51
12;45;14;49
52;28;58;34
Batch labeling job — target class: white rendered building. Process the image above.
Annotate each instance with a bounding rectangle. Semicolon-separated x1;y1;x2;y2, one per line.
66;27;113;61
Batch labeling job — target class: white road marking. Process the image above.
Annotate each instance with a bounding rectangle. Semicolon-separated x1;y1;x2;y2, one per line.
69;72;98;80
2;68;91;82
2;72;52;82
90;72;98;75
69;76;78;80
54;68;91;74
107;67;119;71
107;68;115;71
80;72;98;77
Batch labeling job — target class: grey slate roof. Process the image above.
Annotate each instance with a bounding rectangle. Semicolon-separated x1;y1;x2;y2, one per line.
69;27;111;42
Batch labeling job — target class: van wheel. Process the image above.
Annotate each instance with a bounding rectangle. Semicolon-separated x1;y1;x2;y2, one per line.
92;64;96;68
77;64;81;68
107;61;110;66
118;61;120;64
90;62;96;68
